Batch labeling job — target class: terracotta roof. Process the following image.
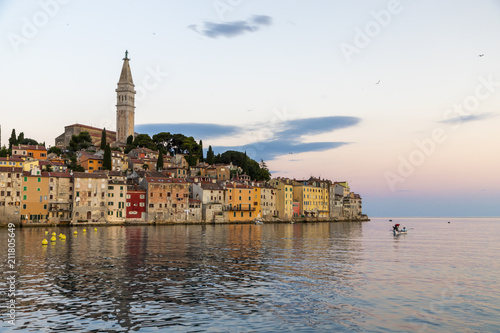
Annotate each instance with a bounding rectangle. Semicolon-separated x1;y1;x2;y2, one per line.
47;172;72;178
72;172;107;179
0;157;24;162
0;167;23;173
12;145;47;151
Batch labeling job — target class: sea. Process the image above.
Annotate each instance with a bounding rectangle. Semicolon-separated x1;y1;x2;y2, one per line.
0;217;499;332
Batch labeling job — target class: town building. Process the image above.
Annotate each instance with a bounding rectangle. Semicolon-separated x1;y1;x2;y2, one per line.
0;167;22;223
271;178;294;221
126;185;147;222
47;172;73;224
226;183;255;222
12;145;47;161
21;169;49;223
72;172;108;222
191;181;228;223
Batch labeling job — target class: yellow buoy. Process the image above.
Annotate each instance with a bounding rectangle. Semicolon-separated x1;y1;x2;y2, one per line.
94;228;97;231
42;239;48;245
50;236;56;242
61;235;66;240
83;229;87;232
52;232;56;236
74;231;78;235
45;231;49;234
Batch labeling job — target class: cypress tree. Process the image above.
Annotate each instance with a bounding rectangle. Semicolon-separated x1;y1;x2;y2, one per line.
156;150;164;171
8;129;17;152
103;143;112;170
206;145;214;165
198;140;203;162
100;128;107;150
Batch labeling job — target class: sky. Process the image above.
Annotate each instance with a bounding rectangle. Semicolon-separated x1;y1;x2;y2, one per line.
1;0;499;217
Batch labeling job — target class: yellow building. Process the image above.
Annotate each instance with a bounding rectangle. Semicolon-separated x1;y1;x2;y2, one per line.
227;183;255;222
293;179;329;218
0;157;24;168
21;170;49;223
271;178;294;220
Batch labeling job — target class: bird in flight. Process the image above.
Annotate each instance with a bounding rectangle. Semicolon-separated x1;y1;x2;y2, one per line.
479;54;484;57
375;80;380;85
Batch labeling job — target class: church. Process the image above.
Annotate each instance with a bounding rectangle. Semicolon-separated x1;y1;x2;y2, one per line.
55;51;136;148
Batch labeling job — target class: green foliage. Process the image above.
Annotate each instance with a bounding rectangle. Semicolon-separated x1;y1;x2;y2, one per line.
132;134;156;151
0;146;8;158
156;150;164;171
198;140;204;162
19;138;39;145
68;155;85;172
8;129;17;152
67;131;92;154
44;164;53;172
206;146;215;165
100;128;107;151
215;150;271;181
103;144;112;170
48;147;62;156
17;132;24;143
126;135;134;145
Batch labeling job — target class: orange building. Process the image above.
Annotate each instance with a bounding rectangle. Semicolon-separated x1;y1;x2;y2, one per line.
12;145;47;161
78;152;103;173
21;170;49;223
227;183;255;222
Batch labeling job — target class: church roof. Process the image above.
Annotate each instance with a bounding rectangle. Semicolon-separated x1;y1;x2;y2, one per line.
118;53;134;84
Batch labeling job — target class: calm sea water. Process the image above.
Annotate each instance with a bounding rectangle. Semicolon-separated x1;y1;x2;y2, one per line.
1;218;499;332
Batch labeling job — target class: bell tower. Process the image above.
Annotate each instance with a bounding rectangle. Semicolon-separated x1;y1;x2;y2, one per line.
116;50;136;144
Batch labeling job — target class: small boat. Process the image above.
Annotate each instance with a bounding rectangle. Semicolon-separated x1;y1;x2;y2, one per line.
254;220;263;225
393;230;407;236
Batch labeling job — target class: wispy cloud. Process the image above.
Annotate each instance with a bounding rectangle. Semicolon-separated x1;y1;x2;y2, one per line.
136;116;361;161
189;15;272;39
215;116;360;160
440;112;497;125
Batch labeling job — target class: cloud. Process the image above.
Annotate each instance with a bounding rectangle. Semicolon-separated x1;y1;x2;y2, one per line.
136;116;361;161
214;116;361;160
189;15;272;39
136;123;239;139
440;112;497;125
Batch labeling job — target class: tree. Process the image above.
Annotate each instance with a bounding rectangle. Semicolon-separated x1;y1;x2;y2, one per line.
8;129;17;152
206;145;215;165
19;138;39;145
103;144;112;170
216;150;270;181
126;135;134;145
17;132;24;143
133;134;156;151
68;155;85;172
0;146;8;158
44;164;53;172
198;140;204;162
152;132;172;154
67;131;92;154
156;150;164;171
142;163;149;171
100;128;107;151
48;147;62;156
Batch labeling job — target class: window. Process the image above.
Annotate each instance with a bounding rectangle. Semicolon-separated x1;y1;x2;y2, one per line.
37;178;41;182
23;186;27;191
23;195;27;200
149;204;154;208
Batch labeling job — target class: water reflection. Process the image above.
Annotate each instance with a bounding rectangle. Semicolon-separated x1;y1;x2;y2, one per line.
1;222;366;332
